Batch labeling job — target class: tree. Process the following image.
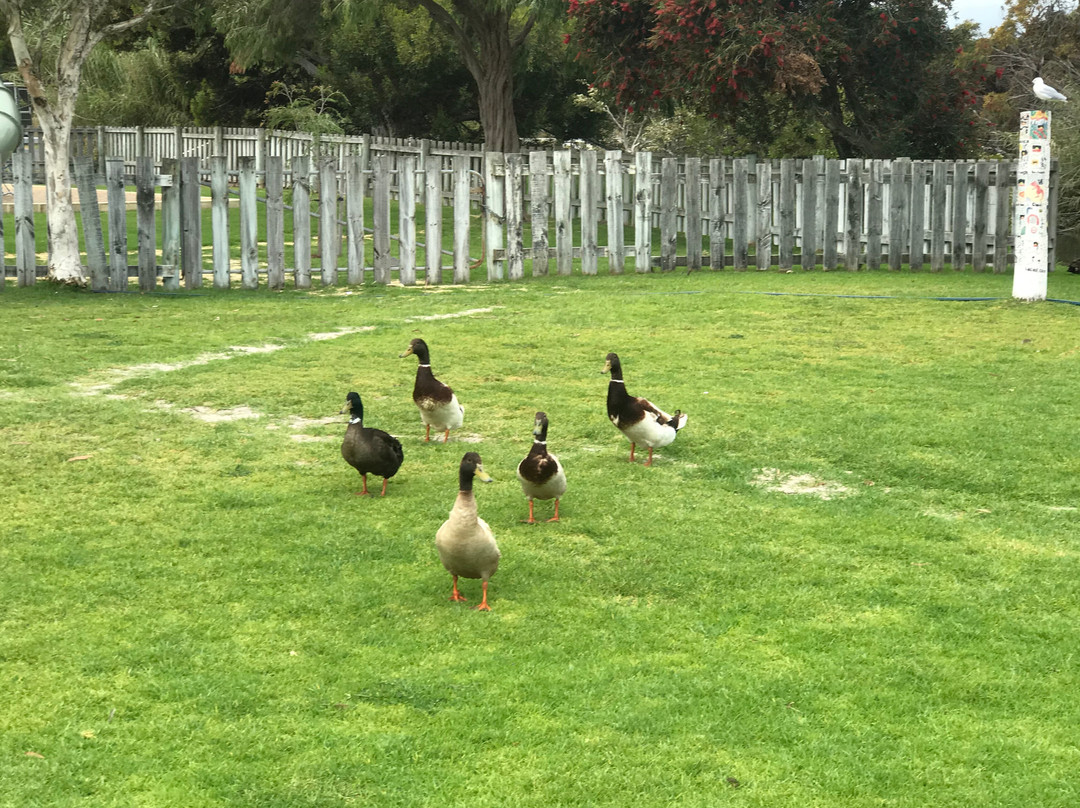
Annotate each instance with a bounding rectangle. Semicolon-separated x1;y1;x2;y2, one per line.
216;0;564;152
1;0;168;285
569;0;989;158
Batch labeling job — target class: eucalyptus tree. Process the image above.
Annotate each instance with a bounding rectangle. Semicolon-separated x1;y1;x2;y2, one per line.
0;0;169;284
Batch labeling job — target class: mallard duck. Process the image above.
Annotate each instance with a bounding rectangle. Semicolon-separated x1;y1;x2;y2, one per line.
340;392;404;496
435;452;499;610
516;411;567;523
399;338;464;442
603;352;687;466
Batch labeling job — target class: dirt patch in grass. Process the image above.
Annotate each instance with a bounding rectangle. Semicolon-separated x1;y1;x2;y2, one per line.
752;468;854;500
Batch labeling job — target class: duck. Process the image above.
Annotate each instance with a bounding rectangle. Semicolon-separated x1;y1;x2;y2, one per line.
435;452;499;610
400;338;465;442
339;392;404;496
516;411;567;523
603;352;687;466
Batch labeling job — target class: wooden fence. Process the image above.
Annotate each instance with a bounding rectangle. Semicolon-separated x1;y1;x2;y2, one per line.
1;146;1047;291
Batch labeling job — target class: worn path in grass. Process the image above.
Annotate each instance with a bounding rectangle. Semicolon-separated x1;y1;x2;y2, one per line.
1;270;1079;808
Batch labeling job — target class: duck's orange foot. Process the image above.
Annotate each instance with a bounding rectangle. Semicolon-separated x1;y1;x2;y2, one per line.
449;592;467;602
472;602;491;612
546;515;560;522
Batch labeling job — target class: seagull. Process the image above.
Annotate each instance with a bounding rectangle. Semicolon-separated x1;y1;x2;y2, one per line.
1033;77;1067;102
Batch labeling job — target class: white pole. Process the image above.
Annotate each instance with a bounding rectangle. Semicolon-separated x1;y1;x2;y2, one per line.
1012;110;1052;301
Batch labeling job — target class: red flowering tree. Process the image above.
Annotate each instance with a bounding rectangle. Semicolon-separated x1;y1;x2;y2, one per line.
568;0;990;158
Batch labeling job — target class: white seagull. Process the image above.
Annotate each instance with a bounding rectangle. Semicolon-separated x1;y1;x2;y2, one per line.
1033;77;1067;102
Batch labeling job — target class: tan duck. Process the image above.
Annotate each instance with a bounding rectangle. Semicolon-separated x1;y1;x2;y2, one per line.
435;452;499;610
400;338;465;442
604;352;687;466
340;392;404;496
516;411;567;523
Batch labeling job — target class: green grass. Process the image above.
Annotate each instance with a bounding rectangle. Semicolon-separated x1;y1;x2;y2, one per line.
1;270;1079;807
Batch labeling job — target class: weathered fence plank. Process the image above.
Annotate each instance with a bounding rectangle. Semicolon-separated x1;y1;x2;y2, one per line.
800;158;818;269
13;151;34;286
866;160;884;270
660;157;678;272
952;162;968;271
845;160;863;270
823;159;840;270
485;152;505;281
160;158;180;291
606;150;626;274
530;150;550;276
993;164;1011;273
240;156;259;289
779;159;795;271
910;161;927;269
755;159;772;271
733;158;749;270
179;157;202;288
74;156;108;291
211;155;230;289
106;158;127;290
972;161;989;272
580;150;599;275
709;157;726;269
373;155;391;285
888;158;910;270
505;153;525;280
292;155;312;289
554;150;573;276
400;156;417;285
265;156;285;289
423;156;442;284
137;156;156;292
320;157;340;286
634;152;652;273
930;162;947;272
346;154;367;285
453;155;470;284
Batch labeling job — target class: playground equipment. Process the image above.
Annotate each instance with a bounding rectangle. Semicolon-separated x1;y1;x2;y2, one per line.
0;83;24;160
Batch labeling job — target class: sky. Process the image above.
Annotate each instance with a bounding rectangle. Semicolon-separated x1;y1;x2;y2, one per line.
949;0;1007;33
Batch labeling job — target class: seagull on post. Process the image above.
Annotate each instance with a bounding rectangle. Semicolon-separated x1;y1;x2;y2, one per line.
1033;77;1067;102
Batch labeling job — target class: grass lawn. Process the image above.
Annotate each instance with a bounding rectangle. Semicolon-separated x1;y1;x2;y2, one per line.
1;270;1079;807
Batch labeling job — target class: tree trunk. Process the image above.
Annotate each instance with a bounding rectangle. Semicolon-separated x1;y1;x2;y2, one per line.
473;24;518;153
39;109;85;285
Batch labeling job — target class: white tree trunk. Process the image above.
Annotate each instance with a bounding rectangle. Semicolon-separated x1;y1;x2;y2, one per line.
39;103;84;285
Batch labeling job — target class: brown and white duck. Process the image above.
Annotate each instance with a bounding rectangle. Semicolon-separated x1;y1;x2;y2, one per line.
340;392;404;496
435;452;499;610
516;411;567;523
603;352;687;466
400;338;464;442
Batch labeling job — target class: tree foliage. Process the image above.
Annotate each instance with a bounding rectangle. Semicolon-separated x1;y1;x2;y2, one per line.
569;0;991;158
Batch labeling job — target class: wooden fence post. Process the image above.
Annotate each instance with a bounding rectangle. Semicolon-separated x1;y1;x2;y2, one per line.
13;150;34;286
888;158;910;271
554;150;573;275
180;156;203;289
505;153;525;280
239;156;259;289
779;159;796;271
373;154;391;285
972;161;990;271
580;150;599;275
755;158;773;271
866;161;883;270
930;161;947;272
160;157;180;291
485;151;505;281
266;156;285;289
346;154;367;285
659;157;678;272
211;155;230;289
605;151;625;274
993;162;1011;273
136;155;156;291
823;159;840;270
529;150;550;276
424;156;442;284
952;161;968;270
319;157;340;286
709;158;727;269
75;156;108;291
400;155;417;285
910;161;927;270
733;158;749;270
844;160;863;270
634;151;652;273
292;155;312;289
452;155;470;284
106;158;127;290
800;158;818;270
